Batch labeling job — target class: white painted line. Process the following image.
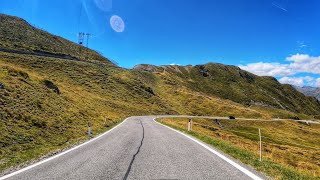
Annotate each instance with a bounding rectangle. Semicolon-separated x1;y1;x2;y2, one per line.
153;118;264;180
0;118;129;180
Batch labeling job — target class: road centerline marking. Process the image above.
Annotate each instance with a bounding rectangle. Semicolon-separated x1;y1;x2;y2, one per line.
123;120;145;180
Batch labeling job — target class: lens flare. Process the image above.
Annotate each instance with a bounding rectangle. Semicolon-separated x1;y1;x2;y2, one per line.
110;15;125;33
94;0;112;12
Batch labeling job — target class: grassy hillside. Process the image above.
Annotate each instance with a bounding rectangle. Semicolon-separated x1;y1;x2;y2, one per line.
0;52;174;172
1;14;319;174
158;117;320;179
0;14;111;64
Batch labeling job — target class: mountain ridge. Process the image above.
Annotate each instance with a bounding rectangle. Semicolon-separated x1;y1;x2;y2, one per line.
133;63;320;115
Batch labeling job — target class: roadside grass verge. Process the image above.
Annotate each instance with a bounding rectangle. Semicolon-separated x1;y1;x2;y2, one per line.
0;117;124;176
157;118;320;180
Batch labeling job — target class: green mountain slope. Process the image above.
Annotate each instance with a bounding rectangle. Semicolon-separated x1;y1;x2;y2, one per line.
133;63;320;115
0;14;319;173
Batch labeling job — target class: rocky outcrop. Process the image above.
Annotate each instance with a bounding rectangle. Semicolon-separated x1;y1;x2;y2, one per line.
44;80;60;95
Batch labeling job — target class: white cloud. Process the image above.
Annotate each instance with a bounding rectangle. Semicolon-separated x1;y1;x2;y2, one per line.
304;76;314;82
286;54;310;62
287;54;320;74
239;54;320;87
239;62;293;76
278;76;314;87
239;54;320;77
297;41;307;48
299;44;307;48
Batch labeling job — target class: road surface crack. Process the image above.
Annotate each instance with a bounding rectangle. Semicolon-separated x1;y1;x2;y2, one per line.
123;120;145;180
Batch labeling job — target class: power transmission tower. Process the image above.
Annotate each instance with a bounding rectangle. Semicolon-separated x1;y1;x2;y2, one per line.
78;32;91;60
85;33;91;48
78;32;85;45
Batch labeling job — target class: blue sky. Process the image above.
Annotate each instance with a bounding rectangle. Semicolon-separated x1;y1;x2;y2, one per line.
1;0;320;87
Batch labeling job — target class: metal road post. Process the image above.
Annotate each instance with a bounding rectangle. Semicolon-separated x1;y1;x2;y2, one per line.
88;122;91;139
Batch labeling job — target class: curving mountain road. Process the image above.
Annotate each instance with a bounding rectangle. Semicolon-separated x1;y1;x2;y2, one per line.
1;116;266;180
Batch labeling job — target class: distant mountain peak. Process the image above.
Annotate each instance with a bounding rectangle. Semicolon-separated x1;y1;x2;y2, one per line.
294;86;320;101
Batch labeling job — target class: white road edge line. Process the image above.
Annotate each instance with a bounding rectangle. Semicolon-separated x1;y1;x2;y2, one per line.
153;118;263;180
0;118;129;180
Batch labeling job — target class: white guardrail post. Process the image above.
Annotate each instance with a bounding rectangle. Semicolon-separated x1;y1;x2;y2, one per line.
259;128;262;161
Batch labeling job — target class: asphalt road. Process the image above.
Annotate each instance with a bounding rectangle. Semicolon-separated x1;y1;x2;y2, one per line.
2;116;266;180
